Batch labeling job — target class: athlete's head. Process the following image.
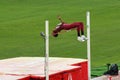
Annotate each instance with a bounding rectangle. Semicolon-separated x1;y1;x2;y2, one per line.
52;22;64;37
52;32;58;37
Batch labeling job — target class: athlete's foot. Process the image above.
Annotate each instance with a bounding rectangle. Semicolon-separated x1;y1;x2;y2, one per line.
77;37;85;42
81;35;88;41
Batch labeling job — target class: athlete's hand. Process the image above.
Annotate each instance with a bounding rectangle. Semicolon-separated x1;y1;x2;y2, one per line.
57;15;61;20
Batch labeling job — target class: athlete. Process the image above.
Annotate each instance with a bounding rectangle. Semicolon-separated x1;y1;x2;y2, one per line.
52;16;87;42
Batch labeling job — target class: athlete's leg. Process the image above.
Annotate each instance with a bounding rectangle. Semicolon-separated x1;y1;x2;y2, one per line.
80;23;88;40
77;25;85;42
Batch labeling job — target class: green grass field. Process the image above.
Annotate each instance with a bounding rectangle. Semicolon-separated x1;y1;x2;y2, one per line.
0;0;120;77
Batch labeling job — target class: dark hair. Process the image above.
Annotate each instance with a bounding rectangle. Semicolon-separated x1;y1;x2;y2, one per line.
53;33;58;37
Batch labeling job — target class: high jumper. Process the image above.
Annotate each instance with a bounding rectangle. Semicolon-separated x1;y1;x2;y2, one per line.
52;16;87;42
